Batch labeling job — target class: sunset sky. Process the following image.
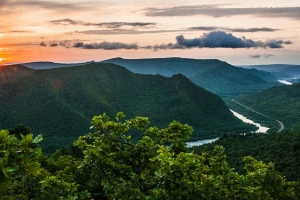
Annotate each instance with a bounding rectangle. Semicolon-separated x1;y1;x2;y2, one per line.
0;0;300;65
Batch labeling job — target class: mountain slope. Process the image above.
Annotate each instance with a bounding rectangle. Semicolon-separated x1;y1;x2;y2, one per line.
102;57;281;96
0;63;253;152
191;130;300;181
230;82;300;131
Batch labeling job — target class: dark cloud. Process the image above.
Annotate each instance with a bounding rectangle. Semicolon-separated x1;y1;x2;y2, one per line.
41;39;138;50
249;53;274;58
266;39;292;48
264;54;274;58
188;26;219;31
50;19;81;25
0;30;33;34
144;5;300;20
152;31;292;50
72;41;138;50
40;42;47;47
249;54;261;58
9;1;88;11
76;27;279;36
9;30;32;33
78;29;182;35
50;43;58;47
189;26;279;32
39;31;292;51
284;40;292;44
50;19;156;28
1;42;38;46
228;28;279;32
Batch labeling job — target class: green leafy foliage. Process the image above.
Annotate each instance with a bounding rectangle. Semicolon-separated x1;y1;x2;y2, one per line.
74;112;297;199
0;128;90;199
0;129;42;181
1;113;298;199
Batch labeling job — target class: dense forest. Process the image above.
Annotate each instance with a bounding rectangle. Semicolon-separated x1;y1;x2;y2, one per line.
1;113;299;199
191;130;300;182
0;63;254;153
226;82;300;131
2;60;300;199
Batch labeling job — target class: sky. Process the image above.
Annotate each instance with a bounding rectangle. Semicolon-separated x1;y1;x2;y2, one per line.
0;0;300;65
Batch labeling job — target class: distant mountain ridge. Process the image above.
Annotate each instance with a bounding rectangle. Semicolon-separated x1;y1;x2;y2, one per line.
0;63;253;152
102;57;281;96
22;61;95;69
240;64;300;80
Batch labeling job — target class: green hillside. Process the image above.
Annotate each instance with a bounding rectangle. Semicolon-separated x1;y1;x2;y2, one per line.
191;130;300;182
0;63;253;152
102;57;281;96
227;83;300;132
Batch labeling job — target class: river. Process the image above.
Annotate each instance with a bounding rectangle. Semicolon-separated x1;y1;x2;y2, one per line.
187;110;269;147
230;110;269;133
278;80;293;85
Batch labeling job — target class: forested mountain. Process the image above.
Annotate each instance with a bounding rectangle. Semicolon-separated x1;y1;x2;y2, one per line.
102;57;281;96
0;63;253;152
240;64;300;80
228;82;300;131
191;130;300;182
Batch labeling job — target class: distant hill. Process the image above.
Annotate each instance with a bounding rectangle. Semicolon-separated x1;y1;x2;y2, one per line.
240;64;300;80
22;61;95;69
102;57;281;97
0;63;254;152
230;82;300;131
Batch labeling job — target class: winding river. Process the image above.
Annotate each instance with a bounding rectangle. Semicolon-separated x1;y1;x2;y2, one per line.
230;110;270;133
187;110;270;147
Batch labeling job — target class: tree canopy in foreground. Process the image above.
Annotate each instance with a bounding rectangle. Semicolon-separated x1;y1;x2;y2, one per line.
0;112;298;199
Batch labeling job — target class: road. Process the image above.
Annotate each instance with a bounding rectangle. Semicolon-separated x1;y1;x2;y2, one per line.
231;99;284;132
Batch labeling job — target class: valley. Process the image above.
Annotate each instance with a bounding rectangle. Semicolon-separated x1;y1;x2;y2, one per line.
2;0;300;198
2;57;300;199
0;61;255;152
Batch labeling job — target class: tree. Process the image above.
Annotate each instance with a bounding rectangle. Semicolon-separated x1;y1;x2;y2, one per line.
1;112;298;199
0;129;43;199
0;128;90;199
74;112;298;199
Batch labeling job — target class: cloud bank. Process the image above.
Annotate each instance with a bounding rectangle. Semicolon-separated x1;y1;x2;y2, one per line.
40;31;292;50
50;19;156;28
72;41;138;50
1;0;91;12
144;5;300;20
152;31;292;50
249;53;274;58
249;54;261;58
189;26;279;33
40;40;138;50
